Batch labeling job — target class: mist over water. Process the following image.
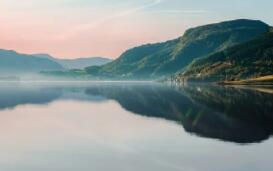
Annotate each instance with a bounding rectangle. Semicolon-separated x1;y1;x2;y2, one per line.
0;82;272;171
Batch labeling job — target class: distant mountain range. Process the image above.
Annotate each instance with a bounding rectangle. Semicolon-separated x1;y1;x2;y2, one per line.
0;49;64;74
85;19;271;80
33;54;112;69
0;50;112;76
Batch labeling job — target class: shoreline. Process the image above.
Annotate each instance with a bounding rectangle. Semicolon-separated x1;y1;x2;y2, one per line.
218;75;273;86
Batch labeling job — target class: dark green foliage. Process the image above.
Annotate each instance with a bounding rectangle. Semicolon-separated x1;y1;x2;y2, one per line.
179;30;273;82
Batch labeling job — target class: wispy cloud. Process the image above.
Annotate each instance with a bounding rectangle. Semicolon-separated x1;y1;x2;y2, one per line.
88;0;164;27
56;0;164;39
147;9;210;14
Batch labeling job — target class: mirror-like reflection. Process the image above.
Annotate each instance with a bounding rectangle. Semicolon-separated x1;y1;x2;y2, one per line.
0;82;273;143
0;82;273;171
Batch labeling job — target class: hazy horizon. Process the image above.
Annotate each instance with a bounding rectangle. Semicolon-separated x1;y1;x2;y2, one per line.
0;0;273;59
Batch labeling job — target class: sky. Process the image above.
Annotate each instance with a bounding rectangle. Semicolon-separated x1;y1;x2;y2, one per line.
0;0;272;59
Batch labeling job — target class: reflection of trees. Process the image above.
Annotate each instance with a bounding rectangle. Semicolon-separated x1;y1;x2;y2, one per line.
180;85;273;144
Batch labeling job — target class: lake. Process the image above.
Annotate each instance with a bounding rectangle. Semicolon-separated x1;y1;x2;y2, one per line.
0;82;273;171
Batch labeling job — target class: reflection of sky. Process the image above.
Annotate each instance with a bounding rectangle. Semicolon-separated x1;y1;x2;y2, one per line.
0;99;272;171
0;0;272;58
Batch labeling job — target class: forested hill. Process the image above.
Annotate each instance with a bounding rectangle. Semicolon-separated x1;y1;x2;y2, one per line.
174;30;273;82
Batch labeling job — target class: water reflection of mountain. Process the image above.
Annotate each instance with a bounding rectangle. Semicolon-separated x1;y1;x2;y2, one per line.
0;83;272;144
0;85;105;110
84;84;273;144
0;86;61;109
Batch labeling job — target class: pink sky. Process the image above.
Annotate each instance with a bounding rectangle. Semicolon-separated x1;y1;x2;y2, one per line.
1;0;271;59
0;0;211;59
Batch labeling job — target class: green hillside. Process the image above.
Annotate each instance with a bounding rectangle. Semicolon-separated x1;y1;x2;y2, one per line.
86;19;270;79
175;30;273;82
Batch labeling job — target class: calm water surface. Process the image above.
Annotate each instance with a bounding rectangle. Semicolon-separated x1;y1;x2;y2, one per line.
0;82;273;171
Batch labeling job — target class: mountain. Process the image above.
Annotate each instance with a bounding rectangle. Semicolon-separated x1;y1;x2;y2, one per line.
33;54;112;69
85;19;270;79
0;49;64;74
56;57;112;70
174;29;273;82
